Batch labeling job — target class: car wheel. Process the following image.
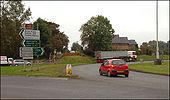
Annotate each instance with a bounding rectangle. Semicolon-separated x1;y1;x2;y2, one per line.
27;64;31;66
125;74;129;77
113;74;117;77
99;69;103;75
107;71;112;77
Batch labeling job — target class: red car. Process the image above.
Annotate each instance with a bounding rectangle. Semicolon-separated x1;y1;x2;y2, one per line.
99;59;129;77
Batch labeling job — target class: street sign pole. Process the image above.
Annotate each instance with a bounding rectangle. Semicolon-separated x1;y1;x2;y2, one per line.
19;23;44;71
36;55;39;71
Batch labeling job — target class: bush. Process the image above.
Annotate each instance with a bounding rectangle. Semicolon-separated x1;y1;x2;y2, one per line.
83;49;94;57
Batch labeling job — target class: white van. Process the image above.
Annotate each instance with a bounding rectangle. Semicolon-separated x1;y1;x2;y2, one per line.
0;56;14;66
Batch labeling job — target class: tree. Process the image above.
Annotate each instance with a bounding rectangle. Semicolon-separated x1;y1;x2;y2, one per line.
48;21;69;52
1;0;31;58
140;42;153;55
33;18;51;47
33;18;52;58
33;18;69;59
71;42;83;52
140;40;169;55
79;15;115;51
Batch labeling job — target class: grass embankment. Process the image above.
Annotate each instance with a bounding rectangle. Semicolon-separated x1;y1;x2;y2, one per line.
129;61;169;76
1;64;67;77
1;56;95;78
137;55;169;61
59;56;95;65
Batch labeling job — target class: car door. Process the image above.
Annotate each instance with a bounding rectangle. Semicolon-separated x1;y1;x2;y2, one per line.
102;60;110;74
100;62;105;74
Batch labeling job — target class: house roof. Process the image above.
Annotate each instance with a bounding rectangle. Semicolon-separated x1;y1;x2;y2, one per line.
112;35;137;44
112;35;129;44
128;40;137;44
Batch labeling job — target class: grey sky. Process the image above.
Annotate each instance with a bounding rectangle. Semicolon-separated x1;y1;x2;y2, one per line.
23;1;169;50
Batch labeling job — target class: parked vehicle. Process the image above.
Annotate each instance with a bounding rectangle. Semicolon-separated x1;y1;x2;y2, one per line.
95;51;137;63
99;59;129;77
0;56;14;66
12;59;31;66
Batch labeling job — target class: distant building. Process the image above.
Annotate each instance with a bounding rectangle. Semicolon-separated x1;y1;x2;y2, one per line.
112;35;138;51
128;40;138;50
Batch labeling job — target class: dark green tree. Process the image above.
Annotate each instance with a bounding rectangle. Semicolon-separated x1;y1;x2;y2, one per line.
1;0;31;58
79;15;115;51
48;21;69;53
71;42;82;52
148;40;169;55
140;40;169;55
140;42;153;55
33;18;52;58
33;18;69;59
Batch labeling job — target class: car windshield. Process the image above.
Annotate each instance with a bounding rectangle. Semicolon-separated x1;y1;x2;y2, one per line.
112;60;126;65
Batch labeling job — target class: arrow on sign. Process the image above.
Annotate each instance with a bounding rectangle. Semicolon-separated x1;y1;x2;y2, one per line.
22;40;40;47
19;29;25;39
33;47;44;56
19;29;40;40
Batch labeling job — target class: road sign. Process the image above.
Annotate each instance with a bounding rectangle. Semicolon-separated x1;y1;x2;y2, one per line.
33;47;44;56
22;40;40;47
19;29;40;40
25;24;33;30
20;47;33;59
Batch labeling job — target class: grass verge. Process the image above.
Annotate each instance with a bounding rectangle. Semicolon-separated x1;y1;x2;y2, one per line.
137;55;169;61
129;61;169;76
1;56;95;78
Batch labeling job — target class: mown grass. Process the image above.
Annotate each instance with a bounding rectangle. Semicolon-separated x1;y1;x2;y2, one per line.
129;61;169;75
137;55;169;61
1;55;95;78
1;64;66;77
59;56;96;65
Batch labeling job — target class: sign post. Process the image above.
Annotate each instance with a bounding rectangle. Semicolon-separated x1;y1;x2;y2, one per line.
19;23;44;71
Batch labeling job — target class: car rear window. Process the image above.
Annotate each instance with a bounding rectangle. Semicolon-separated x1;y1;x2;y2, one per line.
112;60;126;65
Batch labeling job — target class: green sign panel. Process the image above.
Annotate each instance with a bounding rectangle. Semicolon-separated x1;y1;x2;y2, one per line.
22;40;40;47
33;47;44;56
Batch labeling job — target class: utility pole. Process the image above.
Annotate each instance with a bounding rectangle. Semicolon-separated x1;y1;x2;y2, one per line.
154;0;162;65
156;0;159;59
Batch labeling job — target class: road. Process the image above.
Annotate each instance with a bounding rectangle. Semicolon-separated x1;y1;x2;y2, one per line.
1;63;169;99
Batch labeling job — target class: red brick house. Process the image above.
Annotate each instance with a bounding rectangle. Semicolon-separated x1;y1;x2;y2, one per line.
112;35;138;51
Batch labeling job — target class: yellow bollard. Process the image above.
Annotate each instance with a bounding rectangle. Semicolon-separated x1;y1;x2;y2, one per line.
66;64;69;76
68;64;72;75
66;64;72;76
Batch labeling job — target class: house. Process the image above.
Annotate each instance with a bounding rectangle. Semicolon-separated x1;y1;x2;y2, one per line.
112;35;129;51
128;40;138;50
112;35;138;51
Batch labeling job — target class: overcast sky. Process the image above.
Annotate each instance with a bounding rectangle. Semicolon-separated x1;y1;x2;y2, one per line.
23;1;169;50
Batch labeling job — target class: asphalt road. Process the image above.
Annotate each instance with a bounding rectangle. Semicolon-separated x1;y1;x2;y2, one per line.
1;63;169;99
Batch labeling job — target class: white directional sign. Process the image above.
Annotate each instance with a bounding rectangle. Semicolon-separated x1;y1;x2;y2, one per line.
19;47;33;59
19;29;40;40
